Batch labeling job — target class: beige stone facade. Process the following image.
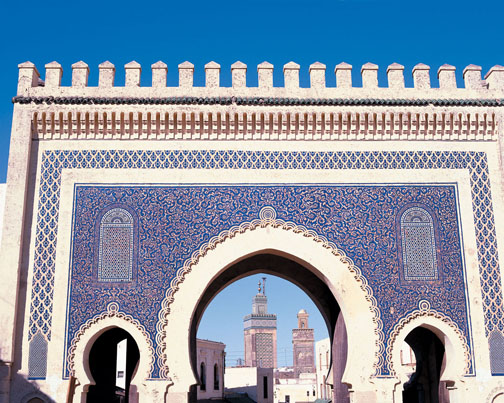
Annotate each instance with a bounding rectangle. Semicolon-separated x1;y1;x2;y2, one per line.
0;59;504;403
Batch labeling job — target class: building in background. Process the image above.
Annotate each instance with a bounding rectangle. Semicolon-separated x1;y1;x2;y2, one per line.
274;310;317;403
273;373;316;403
196;339;226;401
400;341;417;379
315;338;332;401
225;367;273;403
244;278;277;368
292;310;315;377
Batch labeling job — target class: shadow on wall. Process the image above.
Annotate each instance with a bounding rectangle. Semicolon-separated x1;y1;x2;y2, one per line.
1;361;54;403
225;387;256;399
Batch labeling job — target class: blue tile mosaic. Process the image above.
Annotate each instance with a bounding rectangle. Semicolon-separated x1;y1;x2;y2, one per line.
27;150;503;379
67;184;467;377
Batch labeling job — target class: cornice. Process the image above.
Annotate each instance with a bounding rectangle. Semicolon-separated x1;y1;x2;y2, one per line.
29;105;498;141
13;95;504;107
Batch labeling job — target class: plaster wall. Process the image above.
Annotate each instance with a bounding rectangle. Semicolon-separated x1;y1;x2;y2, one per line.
274;381;317;403
6;138;504;402
6;138;504;403
0;184;7;243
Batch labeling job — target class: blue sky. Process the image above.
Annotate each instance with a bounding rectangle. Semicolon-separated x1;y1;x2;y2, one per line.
1;0;502;365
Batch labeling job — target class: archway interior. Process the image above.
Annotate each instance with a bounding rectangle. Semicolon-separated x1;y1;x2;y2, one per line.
191;252;350;403
87;327;140;403
402;327;449;403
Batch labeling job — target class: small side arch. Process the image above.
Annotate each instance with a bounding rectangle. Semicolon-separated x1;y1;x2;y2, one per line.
68;303;155;400
388;301;470;401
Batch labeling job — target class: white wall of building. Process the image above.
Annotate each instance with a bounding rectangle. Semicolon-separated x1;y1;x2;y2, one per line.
315;338;331;400
196;339;226;400
225;367;273;403
274;382;316;403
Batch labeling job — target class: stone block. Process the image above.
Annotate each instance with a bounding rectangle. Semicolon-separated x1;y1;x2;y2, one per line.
258;61;274;88
283;61;300;89
44;61;62;88
71;61;89;88
334;62;352;88
205;61;220;88
98;61;115;88
361;62;378;88
309;62;326;89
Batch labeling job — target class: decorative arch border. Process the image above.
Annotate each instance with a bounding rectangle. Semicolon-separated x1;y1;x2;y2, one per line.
155;206;384;379
386;299;471;378
67;302;155;379
487;385;504;402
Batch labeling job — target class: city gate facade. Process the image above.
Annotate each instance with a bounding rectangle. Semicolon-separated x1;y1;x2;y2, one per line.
1;59;504;402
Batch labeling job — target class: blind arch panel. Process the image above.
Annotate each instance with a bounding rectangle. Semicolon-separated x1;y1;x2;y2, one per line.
400;207;438;281
98;208;134;282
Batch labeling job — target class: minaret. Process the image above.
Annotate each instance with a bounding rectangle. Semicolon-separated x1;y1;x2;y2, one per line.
292;309;315;376
243;277;277;368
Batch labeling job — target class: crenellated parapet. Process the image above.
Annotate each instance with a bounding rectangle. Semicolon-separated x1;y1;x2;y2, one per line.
13;60;504;142
15;60;504;96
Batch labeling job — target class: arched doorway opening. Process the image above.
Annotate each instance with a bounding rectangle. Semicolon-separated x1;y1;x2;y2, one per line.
402;327;449;403
86;327;140;403
162;226;380;401
190;253;350;403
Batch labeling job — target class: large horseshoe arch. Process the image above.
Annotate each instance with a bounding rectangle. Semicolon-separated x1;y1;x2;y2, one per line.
162;225;380;402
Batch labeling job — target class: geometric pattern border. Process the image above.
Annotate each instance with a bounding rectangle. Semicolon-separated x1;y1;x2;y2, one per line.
28;149;502;377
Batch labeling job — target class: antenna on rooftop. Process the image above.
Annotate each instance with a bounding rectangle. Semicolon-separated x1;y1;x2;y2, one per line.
262;277;266;296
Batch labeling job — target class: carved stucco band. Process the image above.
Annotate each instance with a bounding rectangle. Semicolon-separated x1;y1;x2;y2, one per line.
30;109;496;141
12;95;504;107
155;206;383;379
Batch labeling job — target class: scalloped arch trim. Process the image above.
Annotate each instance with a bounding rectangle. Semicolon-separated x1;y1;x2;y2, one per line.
67;302;155;377
386;299;471;377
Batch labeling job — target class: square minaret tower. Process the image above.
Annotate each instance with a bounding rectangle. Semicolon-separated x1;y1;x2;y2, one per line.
243;278;277;368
